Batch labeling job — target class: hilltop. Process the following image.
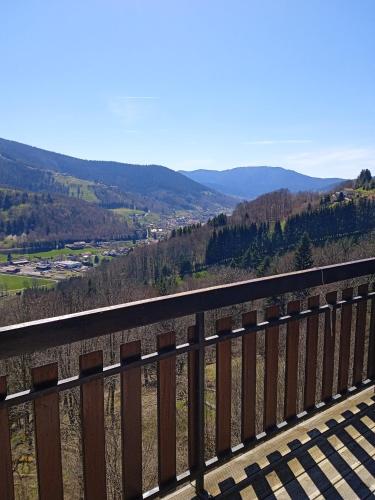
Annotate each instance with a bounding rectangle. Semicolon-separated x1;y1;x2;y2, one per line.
180;166;344;199
0;187;134;247
0;138;235;213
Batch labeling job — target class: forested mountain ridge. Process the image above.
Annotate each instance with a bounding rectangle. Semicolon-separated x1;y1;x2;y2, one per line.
0;187;134;246
205;196;375;268
0;152;151;210
180;166;344;199
0;138;236;212
1;182;374;329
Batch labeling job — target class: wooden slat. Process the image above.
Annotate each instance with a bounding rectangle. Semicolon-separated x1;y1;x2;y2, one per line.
353;284;368;386
304;295;320;411
0;376;14;500
216;317;232;456
368;285;375;379
121;341;142;500
322;291;337;401
337;288;353;394
32;363;63;500
80;351;107;500
264;305;280;430
1;259;375;361
157;331;176;487
241;311;257;443
284;300;300;420
188;325;199;471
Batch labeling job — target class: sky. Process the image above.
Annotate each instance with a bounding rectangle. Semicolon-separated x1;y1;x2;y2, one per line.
0;0;374;178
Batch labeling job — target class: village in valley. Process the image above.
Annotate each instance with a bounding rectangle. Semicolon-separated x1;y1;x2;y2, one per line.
0;207;219;295
0;240;135;295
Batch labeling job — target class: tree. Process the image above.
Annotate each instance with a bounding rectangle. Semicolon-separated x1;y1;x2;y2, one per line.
337;192;345;203
355;169;372;189
294;233;314;271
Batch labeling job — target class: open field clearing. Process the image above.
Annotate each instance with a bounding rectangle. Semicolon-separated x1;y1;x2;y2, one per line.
0;273;55;292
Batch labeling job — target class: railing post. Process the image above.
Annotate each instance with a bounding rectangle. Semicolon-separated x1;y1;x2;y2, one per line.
195;311;210;498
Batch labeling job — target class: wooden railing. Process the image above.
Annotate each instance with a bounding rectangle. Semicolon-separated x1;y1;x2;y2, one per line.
0;258;374;499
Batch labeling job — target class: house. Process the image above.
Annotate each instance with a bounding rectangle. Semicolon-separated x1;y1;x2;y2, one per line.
12;259;30;266
65;241;86;250
54;260;82;270
36;262;51;271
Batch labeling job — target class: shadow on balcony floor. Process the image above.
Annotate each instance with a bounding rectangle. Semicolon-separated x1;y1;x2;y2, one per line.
168;386;375;499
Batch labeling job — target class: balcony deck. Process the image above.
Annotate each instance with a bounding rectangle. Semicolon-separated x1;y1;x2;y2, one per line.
0;258;374;499
168;385;375;499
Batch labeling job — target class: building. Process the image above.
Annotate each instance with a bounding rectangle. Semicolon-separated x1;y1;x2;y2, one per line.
65;241;86;250
11;259;30;266
54;260;82;270
36;262;51;271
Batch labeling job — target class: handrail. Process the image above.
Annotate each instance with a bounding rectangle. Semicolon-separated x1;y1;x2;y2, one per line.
0;257;374;359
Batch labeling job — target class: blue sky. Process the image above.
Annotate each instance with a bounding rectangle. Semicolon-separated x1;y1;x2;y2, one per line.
0;0;374;178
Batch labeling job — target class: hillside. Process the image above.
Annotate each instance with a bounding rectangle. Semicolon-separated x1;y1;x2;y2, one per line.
180;166;344;199
0;187;134;246
0;138;236;212
1;182;374;328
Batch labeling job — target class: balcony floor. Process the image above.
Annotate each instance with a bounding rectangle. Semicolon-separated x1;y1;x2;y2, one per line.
168;386;375;499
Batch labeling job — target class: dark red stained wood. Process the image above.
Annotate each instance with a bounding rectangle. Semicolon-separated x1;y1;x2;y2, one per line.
216;317;232;456
304;296;320;411
241;311;257;443
264;305;280;431
338;288;353;394
322;291;338;401
188;325;199;471
31;363;63;500
353;284;368;386
367;283;375;379
0;376;14;500
157;332;176;487
121;341;142;500
80;351;107;500
284;300;301;420
1;259;375;361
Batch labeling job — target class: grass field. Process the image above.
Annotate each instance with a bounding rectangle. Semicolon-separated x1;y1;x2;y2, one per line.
111;208;161;225
0;247;105;262
54;174;99;202
112;208;146;217
0;274;55;292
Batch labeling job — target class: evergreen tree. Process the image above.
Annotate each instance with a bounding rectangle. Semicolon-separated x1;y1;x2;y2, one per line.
355;169;372;189
294;233;314;271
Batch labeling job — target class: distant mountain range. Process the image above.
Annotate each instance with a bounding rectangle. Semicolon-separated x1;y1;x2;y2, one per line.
0;138;235;213
0;138;346;217
179;166;345;199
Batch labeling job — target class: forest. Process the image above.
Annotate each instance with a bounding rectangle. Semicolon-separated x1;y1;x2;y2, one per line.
0;187;135;244
1;175;375;498
0;174;374;328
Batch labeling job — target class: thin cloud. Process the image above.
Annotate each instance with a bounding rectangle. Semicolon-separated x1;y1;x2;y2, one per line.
284;147;375;178
244;139;313;145
108;96;159;124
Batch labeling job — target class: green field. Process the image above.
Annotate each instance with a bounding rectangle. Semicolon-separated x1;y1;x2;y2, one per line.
0;274;55;292
112;208;146;217
54;174;99;202
0;247;104;262
111;208;161;225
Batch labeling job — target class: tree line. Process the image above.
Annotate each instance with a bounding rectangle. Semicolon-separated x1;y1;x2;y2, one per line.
206;197;375;269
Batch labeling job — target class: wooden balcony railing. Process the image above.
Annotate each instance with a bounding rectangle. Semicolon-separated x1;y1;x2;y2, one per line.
0;258;374;499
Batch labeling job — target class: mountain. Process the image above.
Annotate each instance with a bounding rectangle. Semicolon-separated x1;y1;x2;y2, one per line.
179;166;345;199
0;187;135;246
0;138;236;212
